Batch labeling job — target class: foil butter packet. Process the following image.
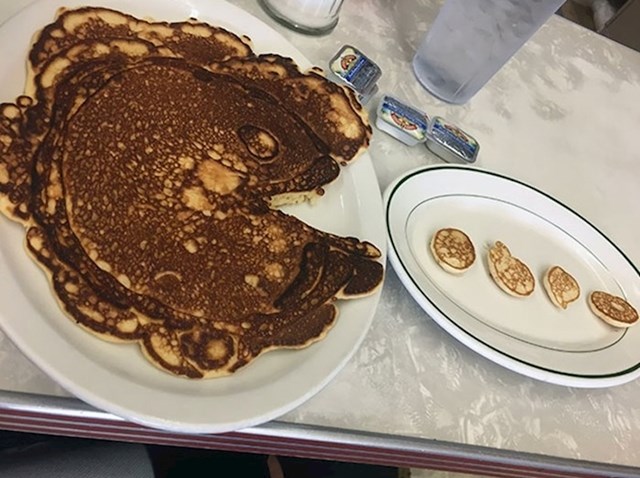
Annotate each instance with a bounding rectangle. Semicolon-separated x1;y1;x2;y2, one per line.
375;95;429;146
426;116;479;164
329;45;381;104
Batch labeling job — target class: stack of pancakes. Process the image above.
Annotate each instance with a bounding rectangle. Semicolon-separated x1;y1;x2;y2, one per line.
0;7;383;378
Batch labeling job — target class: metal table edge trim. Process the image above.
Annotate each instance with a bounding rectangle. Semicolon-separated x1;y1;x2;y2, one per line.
0;390;638;477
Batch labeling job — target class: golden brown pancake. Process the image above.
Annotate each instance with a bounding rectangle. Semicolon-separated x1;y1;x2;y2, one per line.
26;6;254;95
0;8;383;378
588;291;639;328
542;266;580;309
429;228;475;274
487;241;535;297
208;55;371;167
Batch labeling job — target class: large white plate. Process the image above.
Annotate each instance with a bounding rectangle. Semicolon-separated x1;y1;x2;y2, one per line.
0;0;385;432
384;165;640;388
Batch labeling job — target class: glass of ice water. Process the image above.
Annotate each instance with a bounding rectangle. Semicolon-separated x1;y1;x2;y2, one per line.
412;0;566;104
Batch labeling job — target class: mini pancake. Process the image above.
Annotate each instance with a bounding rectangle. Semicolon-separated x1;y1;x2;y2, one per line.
543;266;580;309
429;228;475;274
487;241;535;297
588;291;639;328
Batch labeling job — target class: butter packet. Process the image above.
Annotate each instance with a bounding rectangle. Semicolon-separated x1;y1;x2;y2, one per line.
426;117;479;163
329;45;381;104
375;95;429;146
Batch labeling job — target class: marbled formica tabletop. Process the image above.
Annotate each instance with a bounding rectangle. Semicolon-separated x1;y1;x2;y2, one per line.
2;0;640;470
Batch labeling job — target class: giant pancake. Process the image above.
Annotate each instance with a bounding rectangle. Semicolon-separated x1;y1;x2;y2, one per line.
0;7;383;378
26;6;254;95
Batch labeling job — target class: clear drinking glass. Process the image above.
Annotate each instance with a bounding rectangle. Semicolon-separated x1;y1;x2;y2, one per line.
412;0;566;104
258;0;346;35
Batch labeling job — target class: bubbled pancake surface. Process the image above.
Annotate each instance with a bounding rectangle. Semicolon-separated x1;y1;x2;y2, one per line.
542;266;580;309
589;291;639;328
0;7;383;378
430;228;476;274
487;241;535;298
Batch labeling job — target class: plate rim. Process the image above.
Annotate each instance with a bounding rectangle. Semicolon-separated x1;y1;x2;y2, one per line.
384;164;640;388
0;0;386;432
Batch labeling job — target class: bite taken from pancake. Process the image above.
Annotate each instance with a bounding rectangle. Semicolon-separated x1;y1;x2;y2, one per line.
430;228;476;274
486;241;535;297
0;7;383;379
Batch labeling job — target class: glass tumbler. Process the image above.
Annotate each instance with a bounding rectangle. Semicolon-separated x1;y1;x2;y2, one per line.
412;0;566;104
258;0;346;35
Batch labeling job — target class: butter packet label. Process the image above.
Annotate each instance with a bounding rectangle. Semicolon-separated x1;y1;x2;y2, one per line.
329;45;381;96
427;117;479;163
377;96;429;144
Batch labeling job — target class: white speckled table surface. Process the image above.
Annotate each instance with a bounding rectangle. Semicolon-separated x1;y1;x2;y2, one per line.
2;0;640;474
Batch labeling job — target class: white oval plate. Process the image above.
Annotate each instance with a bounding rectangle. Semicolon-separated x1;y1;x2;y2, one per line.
384;165;640;388
0;0;385;432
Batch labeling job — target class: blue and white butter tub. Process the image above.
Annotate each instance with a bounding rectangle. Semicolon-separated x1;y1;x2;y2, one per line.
329;45;381;104
375;95;429;146
425;116;479;164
